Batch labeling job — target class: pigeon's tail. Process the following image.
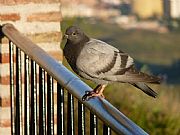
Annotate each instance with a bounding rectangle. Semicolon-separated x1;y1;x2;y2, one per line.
117;67;162;84
130;82;158;98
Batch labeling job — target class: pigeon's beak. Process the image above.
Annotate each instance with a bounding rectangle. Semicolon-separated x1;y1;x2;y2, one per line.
63;34;68;40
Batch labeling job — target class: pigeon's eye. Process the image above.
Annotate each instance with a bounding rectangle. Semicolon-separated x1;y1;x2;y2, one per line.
72;32;76;36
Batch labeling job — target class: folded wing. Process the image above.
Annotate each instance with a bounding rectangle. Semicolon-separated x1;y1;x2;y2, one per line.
76;39;160;83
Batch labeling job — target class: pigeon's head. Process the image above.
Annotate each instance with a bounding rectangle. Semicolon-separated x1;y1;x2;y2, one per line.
64;26;88;44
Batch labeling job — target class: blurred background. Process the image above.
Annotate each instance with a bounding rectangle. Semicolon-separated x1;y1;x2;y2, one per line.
61;0;180;134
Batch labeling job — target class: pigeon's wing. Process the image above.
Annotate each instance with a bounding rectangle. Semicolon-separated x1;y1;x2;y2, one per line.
76;39;161;83
76;39;134;78
102;67;161;83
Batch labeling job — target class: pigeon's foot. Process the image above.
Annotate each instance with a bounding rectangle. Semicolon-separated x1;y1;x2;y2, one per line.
82;84;107;101
82;91;104;101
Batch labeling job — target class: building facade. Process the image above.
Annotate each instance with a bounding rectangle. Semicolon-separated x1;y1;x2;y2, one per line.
170;0;180;18
133;0;163;18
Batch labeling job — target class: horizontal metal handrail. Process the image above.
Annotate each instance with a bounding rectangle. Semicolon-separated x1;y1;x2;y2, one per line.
1;23;148;135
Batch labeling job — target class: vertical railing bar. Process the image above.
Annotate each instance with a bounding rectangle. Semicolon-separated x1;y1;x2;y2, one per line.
24;54;30;135
42;70;46;135
9;41;15;135
39;67;43;135
30;60;37;135
103;124;111;135
39;67;46;135
57;83;65;135
19;48;23;135
34;61;38;135
30;60;34;135
24;54;27;135
15;46;20;135
15;46;23;135
78;102;85;135
90;113;98;135
67;93;75;135
47;74;54;135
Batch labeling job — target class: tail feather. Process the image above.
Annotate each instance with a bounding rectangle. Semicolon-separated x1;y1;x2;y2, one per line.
130;82;158;98
125;67;161;84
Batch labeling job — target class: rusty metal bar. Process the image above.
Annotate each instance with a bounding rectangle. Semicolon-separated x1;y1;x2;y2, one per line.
2;24;148;135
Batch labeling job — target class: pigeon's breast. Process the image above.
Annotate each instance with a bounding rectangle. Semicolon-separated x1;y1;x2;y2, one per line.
63;42;86;73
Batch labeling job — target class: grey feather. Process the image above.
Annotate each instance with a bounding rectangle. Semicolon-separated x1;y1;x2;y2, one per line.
76;39;134;80
130;82;158;98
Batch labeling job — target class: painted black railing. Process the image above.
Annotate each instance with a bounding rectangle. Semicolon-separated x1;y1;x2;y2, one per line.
0;24;148;135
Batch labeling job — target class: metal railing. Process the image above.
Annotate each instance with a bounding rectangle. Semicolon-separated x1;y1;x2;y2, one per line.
0;23;148;135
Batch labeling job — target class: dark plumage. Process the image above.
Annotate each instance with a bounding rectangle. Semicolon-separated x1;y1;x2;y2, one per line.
63;26;161;101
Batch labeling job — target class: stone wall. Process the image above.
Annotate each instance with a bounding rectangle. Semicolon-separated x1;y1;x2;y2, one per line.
0;0;62;134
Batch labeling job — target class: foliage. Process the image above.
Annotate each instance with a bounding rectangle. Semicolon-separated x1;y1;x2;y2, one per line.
104;84;180;135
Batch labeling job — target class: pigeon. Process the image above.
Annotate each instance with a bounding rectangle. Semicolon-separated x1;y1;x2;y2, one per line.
63;26;161;101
